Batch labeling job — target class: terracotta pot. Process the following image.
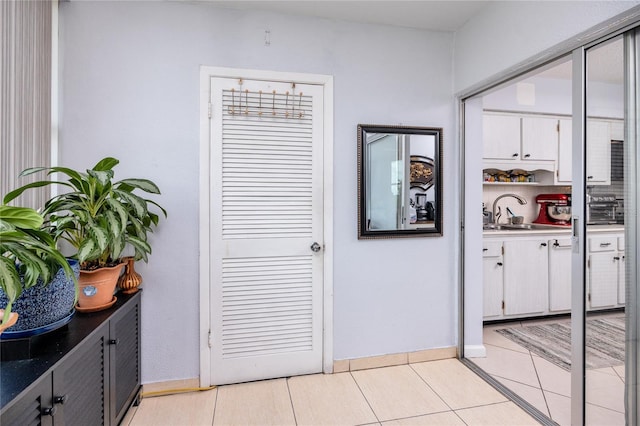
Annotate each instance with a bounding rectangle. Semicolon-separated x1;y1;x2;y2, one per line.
118;257;143;294
0;310;19;335
78;263;125;310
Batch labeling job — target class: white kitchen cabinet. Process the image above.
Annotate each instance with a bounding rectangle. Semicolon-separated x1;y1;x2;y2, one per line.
503;239;548;316
557;118;572;184
483;114;521;161
617;235;626;304
587;235;618;309
548;238;572;312
521;116;558;161
586;120;611;185
483;241;504;319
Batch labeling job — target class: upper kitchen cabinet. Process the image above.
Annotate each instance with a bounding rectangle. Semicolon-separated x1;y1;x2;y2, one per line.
483;113;521;160
557;118;572;184
586;120;611;185
483;112;556;174
521;116;558;161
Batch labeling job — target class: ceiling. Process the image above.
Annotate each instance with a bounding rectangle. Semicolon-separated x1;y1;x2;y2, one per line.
207;1;492;32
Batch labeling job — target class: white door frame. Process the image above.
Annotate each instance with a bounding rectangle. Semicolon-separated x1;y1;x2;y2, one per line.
198;66;334;386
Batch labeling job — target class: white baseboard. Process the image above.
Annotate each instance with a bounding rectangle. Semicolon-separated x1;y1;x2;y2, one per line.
464;345;487;358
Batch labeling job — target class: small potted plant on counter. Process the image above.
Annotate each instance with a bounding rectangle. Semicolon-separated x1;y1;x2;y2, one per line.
4;157;167;312
0;205;78;336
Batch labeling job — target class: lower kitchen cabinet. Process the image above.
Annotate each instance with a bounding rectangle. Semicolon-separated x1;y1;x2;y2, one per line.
503;239;548;316
548;238;572;312
0;291;141;425
482;241;504;319
587;235;622;309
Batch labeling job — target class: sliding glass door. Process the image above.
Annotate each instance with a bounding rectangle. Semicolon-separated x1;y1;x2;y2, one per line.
573;30;638;425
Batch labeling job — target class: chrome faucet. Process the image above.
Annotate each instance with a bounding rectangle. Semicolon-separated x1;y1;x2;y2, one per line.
493;193;527;224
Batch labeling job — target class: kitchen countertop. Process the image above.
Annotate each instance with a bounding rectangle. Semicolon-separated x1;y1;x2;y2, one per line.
483;224;624;236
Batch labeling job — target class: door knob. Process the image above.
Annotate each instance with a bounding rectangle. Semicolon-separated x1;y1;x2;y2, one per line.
310;242;322;252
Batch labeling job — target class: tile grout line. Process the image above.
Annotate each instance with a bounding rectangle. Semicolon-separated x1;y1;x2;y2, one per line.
348;371;381;424
285;377;299;426
210;384;219;426
407;363;456;412
527;348;553;420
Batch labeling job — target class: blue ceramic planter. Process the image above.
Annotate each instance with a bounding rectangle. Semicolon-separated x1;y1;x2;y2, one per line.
0;259;79;336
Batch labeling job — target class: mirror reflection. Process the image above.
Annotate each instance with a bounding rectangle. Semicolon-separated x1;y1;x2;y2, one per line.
358;125;443;238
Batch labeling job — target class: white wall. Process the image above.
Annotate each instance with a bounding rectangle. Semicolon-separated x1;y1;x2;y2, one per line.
59;1;456;383
454;1;640;94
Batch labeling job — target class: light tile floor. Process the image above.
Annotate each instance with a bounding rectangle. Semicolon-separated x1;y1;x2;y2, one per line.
125;359;541;426
474;316;625;426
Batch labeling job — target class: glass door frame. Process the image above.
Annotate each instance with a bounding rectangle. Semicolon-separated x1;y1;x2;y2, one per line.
458;12;640;426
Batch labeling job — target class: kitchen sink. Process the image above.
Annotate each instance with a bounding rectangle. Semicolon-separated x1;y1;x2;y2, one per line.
483;223;568;231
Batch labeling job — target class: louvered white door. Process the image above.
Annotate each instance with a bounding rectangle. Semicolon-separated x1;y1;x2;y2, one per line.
209;77;324;385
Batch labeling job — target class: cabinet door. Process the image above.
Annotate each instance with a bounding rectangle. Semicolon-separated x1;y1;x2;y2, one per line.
549;238;572;312
588;252;618;308
586;120;611;185
483;114;521;160
52;325;109;426
521;116;558;161
0;375;53;426
557;118;572;183
483;242;504;319
109;296;141;425
503;239;548;316
618;254;626;305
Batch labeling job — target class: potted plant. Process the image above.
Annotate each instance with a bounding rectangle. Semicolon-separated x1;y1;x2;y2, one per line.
3;157;166;311
0;205;78;335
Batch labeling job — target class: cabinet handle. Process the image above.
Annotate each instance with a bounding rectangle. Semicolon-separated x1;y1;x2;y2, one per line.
42;406;57;416
524;154;531;158
540;242;548;247
553;240;559;247
512;153;519;157
483;248;488;252
587;176;594;179
614;256;620;261
600;242;611;247
109;338;120;345
497;262;503;266
53;395;68;405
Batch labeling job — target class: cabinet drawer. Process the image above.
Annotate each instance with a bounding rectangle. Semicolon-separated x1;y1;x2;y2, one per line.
618;236;625;251
589;236;617;252
483;241;502;257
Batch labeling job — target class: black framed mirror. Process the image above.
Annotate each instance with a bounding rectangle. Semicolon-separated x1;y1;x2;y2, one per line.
358;124;443;239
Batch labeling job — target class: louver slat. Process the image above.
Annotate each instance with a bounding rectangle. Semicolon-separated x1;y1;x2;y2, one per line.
221;256;313;358
221;90;313;240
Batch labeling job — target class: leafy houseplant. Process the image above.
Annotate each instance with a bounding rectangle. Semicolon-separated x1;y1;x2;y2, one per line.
0;205;76;329
4;157;166;310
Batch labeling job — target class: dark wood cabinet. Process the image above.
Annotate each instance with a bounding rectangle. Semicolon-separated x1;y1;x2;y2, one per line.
0;291;141;425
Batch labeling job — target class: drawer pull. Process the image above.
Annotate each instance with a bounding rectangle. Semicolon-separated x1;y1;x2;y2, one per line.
614;256;621;261
483;248;488;252
540;242;547;247
600;242;611;247
524;153;531;158
512;153;519;157
497;262;503;266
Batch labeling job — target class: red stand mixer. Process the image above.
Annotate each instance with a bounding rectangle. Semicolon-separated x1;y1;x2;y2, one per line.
533;193;572;226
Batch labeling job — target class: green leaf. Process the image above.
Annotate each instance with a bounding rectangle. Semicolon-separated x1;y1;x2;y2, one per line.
88;169;114;187
110;235;126;260
115;190;146;218
3;181;62;204
93;157;119;172
0;206;44;229
118;178;161;194
127;236;151;262
77;239;98;264
89;224;109;252
104;210;121;238
0;257;21;302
